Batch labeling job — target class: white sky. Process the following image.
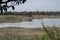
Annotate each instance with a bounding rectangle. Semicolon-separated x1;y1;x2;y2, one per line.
7;0;60;12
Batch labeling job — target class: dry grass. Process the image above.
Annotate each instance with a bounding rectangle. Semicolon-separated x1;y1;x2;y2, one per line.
0;15;60;23
0;26;60;40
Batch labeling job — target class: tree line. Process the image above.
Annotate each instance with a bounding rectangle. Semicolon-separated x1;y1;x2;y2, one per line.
0;11;60;16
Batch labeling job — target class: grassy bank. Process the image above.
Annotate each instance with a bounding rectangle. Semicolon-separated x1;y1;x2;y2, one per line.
0;15;60;23
0;26;60;40
0;15;33;23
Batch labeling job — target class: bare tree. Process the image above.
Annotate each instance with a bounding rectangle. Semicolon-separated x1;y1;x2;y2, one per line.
0;0;26;14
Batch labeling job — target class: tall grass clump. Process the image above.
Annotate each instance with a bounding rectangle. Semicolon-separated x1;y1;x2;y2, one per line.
42;22;60;40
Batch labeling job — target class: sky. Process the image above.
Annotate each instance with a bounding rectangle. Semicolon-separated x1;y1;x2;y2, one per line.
6;0;60;12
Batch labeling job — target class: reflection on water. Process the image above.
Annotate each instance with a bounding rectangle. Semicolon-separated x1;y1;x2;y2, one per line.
0;18;60;28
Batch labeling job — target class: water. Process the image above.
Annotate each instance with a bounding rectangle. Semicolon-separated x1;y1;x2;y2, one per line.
0;18;60;28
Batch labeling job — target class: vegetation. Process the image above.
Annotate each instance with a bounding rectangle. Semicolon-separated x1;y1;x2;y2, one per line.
0;0;26;13
0;25;60;40
0;11;60;40
0;11;60;16
0;11;60;22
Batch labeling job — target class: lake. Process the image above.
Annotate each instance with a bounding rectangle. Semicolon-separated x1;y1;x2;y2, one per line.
0;18;60;28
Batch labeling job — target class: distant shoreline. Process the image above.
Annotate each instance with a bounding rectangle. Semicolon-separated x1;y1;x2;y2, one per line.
0;15;60;23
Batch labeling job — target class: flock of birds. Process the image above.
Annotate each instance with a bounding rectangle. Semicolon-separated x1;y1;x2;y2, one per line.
0;0;26;14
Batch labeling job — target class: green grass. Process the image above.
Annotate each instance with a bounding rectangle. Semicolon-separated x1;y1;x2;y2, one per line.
0;26;60;40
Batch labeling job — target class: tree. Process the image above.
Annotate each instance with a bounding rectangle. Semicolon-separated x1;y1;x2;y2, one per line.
0;0;26;14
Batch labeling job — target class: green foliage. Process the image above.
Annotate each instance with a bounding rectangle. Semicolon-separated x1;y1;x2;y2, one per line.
0;11;60;15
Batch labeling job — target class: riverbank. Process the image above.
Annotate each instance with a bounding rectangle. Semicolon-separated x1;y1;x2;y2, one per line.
0;27;60;40
0;15;60;23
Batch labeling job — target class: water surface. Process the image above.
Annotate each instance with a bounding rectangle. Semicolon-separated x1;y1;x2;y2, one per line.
0;18;60;28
